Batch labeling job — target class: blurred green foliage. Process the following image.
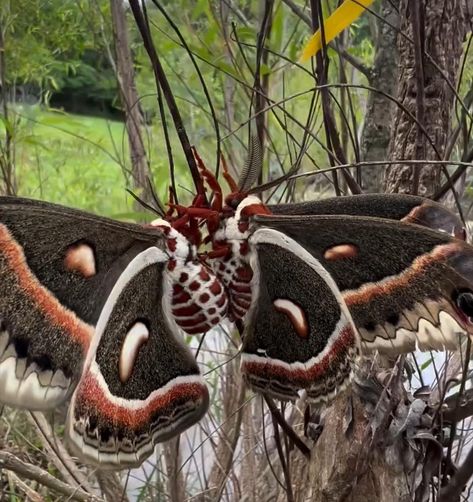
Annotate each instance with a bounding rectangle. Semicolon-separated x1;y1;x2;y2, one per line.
0;0;376;218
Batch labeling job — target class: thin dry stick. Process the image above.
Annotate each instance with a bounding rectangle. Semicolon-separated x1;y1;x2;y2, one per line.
0;451;103;502
271;414;294;502
263;395;310;458
28;411;97;495
128;0;205;199
6;470;43;502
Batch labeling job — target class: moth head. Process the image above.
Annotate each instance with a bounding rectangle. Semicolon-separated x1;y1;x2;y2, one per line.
223;195;271;241
149;218;194;262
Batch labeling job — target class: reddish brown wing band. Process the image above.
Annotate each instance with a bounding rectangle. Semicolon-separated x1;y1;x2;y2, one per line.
67;247;209;468
240;228;359;404
0;223;93;409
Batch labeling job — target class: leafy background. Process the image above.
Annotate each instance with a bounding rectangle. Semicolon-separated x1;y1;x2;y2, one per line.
2;1;473;501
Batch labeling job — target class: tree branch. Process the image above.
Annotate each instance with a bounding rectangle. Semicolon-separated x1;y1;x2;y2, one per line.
439;443;473;501
128;0;205;199
0;451;103;502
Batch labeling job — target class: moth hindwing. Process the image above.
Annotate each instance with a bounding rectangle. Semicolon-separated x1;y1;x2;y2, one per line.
66;246;211;468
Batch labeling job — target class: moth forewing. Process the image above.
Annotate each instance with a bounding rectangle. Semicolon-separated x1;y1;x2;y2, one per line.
241;227;360;404
251;214;473;356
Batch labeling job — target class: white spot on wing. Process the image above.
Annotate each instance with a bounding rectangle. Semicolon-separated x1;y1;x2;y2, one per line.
64;243;96;278
273;299;308;338
119;322;149;383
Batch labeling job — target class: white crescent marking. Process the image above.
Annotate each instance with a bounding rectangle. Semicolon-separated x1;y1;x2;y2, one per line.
119;322;149;383
273;299;308;338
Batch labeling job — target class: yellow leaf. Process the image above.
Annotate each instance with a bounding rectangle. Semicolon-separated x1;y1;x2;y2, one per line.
299;0;375;62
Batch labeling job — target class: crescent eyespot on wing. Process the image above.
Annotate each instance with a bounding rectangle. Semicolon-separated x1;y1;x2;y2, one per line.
0;196;166;410
252;213;473;355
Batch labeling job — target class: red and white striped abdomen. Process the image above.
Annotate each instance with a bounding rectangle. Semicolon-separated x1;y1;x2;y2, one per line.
213;240;253;322
169;260;227;335
150;218;228;335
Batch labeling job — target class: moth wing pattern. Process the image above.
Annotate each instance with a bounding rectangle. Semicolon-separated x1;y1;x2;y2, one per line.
253;214;473;355
240;227;359;404
270;193;466;240
66;246;208;468
0;197;165;410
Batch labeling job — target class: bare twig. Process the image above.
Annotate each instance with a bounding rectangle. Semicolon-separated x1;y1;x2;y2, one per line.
263;396;310;458
28;412;97;495
128;0;205;199
0;451;103;502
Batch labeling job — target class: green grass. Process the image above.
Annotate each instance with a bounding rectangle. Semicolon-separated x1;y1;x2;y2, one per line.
8;105;195;220
13;105;134;217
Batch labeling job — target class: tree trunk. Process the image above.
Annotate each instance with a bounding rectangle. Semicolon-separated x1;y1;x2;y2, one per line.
284;366;422;502
383;0;466;196
360;0;399;192
0;17;16;196
163;437;186;502
110;0;152;206
287;3;468;501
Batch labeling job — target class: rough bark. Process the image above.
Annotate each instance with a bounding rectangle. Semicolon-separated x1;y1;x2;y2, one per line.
383;0;466;196
279;361;427;502
110;0;152;205
163;437;186;502
360;0;399;192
